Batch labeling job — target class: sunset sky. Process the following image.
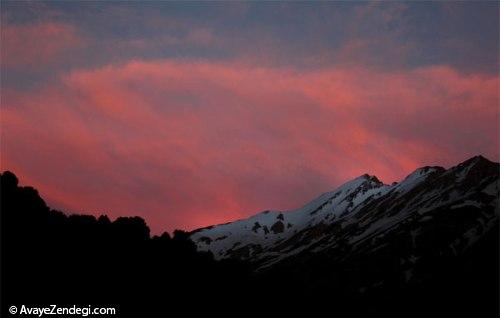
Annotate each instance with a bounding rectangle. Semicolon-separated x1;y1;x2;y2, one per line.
1;1;498;233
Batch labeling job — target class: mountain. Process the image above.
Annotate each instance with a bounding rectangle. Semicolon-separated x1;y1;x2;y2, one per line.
189;155;498;316
1;155;497;317
191;155;499;272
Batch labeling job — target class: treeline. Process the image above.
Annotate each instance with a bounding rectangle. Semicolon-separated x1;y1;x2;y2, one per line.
1;170;498;317
1;171;252;317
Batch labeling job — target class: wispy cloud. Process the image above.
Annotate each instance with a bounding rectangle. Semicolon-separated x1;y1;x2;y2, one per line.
2;59;497;233
1;21;82;69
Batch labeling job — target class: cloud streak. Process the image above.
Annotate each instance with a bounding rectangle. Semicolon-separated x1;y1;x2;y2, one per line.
1;22;81;69
1;60;497;233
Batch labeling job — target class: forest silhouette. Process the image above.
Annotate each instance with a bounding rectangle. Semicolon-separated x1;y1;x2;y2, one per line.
1;171;254;317
1;170;498;317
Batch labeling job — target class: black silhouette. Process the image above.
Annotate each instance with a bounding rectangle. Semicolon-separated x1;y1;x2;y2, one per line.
1;169;498;317
1;171;252;317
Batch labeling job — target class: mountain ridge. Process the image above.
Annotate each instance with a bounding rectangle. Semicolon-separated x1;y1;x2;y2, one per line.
190;155;499;272
1;155;497;317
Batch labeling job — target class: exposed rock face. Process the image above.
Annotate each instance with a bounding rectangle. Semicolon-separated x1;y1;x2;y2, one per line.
251;222;261;233
270;220;284;234
190;156;499;274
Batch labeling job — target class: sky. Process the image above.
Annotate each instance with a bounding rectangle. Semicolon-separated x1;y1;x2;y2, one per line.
1;1;498;234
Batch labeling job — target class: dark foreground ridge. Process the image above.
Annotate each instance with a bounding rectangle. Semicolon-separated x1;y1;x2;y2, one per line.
0;171;252;317
1;156;499;317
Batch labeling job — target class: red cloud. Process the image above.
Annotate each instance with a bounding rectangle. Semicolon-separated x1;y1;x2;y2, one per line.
1;60;497;233
1;22;81;68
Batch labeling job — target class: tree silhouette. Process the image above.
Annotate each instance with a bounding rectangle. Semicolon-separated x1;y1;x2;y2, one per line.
0;171;252;317
1;170;497;318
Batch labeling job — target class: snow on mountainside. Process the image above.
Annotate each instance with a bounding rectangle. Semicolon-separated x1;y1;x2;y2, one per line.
191;174;388;258
190;156;499;271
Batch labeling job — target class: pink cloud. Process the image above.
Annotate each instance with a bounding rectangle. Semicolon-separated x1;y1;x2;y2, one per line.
1;22;81;68
1;60;497;233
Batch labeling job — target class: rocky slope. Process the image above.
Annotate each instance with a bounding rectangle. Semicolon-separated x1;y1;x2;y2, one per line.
191;155;499;274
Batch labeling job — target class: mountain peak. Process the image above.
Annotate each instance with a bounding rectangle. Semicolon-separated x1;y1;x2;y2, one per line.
191;155;499;267
404;166;445;180
349;173;384;186
362;173;383;184
330;174;386;198
461;155;493;167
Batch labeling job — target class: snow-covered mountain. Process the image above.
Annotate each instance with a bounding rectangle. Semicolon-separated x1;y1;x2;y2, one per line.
191;155;499;272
